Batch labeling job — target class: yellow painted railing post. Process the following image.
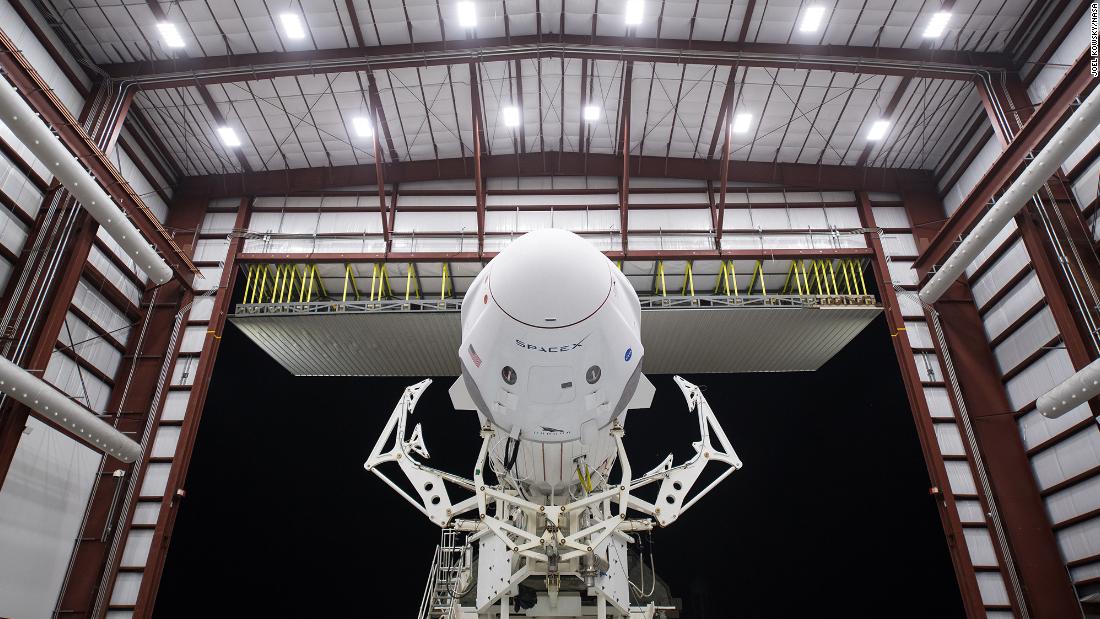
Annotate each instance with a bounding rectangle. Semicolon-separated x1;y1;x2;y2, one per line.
758;261;767;296
243;265;254;302
681;261;695;296
342;264;352;302
841;259;853;295
730;260;738;297
857;260;867;295
441;263;450;300
256;267;269;303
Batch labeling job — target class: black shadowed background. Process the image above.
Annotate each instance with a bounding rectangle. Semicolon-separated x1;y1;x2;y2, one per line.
153;313;965;618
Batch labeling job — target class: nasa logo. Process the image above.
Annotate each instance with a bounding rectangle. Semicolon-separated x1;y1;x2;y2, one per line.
624;348;632;362
515;339;583;353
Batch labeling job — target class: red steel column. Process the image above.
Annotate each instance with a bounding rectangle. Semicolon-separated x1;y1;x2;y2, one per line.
54;196;206;617
902;193;1081;618
856;194;987;618
132;197;252;618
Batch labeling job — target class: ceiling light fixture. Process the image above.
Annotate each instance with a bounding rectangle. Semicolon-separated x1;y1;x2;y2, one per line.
923;11;951;38
624;0;644;26
457;1;477;28
280;13;306;40
583;104;601;121
731;112;753;134
353;117;373;138
156;22;185;48
799;6;826;33
867;119;891;141
217;126;242;147
502;105;521;128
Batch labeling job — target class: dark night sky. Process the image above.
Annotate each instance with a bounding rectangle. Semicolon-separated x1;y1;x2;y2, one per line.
154;313;965;618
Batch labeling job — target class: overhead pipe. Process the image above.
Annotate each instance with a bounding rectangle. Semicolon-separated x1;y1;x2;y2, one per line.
1036;357;1100;419
0;355;141;462
919;84;1100;305
0;76;173;285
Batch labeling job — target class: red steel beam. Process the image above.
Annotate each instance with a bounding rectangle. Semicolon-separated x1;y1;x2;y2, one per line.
620;62;633;254
178;152;936;199
898;193;1082;618
372;107;390;246
236;247;874;264
103;35;1013;90
913;52;1098;276
716;119;731;249
469;64;486;256
0;31;199;283
132;198;253;618
856;193;987;619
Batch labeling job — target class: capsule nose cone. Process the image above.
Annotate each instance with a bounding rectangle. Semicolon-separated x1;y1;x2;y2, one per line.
488;229;612;328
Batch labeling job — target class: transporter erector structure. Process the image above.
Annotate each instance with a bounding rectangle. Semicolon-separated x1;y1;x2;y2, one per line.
366;229;742;618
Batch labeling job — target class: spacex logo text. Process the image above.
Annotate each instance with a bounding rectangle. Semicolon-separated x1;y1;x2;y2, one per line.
515;339;583;353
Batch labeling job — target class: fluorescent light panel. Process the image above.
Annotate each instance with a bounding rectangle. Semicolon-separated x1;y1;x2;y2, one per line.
923;11;951;38
731;112;752;134
457;1;477;28
217;126;241;147
799;6;826;32
353;116;373;138
867;120;890;141
156;22;185;48
280;13;306;39
502;106;521;128
624;0;643;25
583;104;601;121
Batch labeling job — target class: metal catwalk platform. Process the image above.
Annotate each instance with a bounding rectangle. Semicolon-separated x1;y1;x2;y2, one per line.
230;295;882;376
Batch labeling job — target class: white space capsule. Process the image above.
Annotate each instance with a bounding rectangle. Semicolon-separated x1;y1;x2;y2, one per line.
451;230;653;494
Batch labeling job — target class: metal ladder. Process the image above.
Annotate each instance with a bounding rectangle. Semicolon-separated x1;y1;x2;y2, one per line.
418;528;470;618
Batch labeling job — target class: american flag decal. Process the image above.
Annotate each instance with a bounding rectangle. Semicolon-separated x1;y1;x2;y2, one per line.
468;345;482;368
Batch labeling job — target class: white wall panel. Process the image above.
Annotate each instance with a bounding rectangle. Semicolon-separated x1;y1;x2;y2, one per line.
1030;427;1100;491
1045;474;1100;525
0;149;45;214
110;572;142;606
44;353;111;412
897;293;925;318
955;499;986;523
945;460;977;494
194;266;223;291
970;239;1029;308
981;272;1043;341
88;245;142;307
0;206;27;255
193;239;230;262
934;422;966;456
140;462;171;498
1071;560;1100;584
161;390;191;422
914;352;944;383
487;193;618;206
72;279;132;337
0;419;100;619
976;572;1009;606
202;211;238;234
1005;348;1075;411
878;233;917;257
629;208;710;230
871;206;909;228
0;0;86;113
627;192;705;205
150;426;180;459
0;256;11;292
993;307;1058;374
1055;516;1100;563
179;326;208;354
888;261;917;285
904;321;933;349
394;211;477;233
1018;404;1092;452
963;527;999;566
629;234;713;251
965;219;1017;277
943;136;1002;215
96;228;142;281
924;387;955;419
59;312;123;377
114;147;167;223
1027;10;1092;103
132;502;160;526
1071;157;1099;213
119;529;152;567
316;211;381;234
1064;123;1100;174
823;207;861;228
190;296;215;322
171;356;199;386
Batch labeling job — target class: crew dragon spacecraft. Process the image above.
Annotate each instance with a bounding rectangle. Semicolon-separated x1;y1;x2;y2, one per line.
366;229;742;618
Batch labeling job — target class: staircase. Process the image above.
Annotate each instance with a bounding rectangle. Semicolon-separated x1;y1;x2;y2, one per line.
418;528;470;618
